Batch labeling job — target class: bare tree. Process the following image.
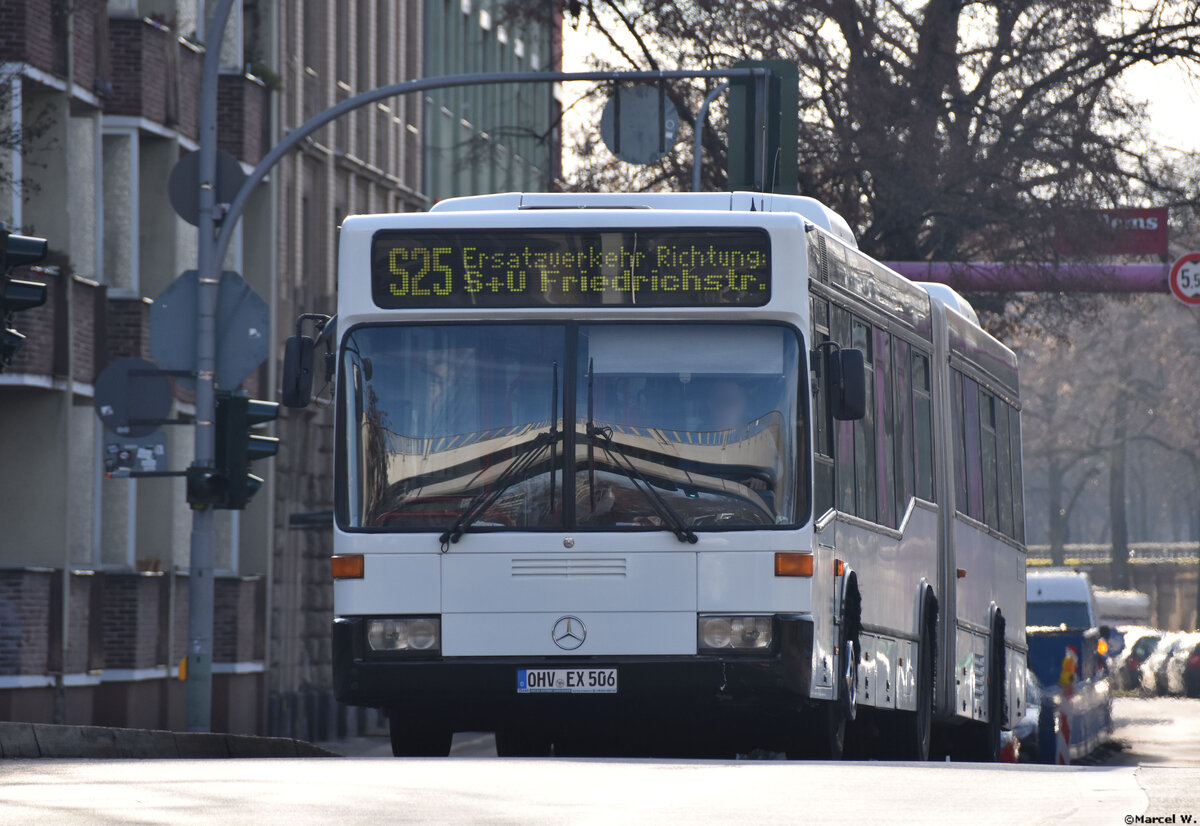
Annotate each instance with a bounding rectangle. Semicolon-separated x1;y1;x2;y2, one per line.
546;1;1200;264
1018;294;1200;599
1018;367;1101;563
0;67;56;214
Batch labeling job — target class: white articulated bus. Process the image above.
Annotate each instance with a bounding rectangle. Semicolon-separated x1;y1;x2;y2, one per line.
283;191;1027;759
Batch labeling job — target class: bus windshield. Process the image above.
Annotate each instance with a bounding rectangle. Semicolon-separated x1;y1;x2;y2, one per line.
338;323;807;533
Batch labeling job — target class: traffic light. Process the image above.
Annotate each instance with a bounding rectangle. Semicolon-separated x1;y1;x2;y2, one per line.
186;465;228;510
215;393;280;509
726;59;799;193
1;224;50;274
1;223;49;370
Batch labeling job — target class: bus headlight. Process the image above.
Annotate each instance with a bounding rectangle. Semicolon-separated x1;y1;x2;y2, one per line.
366;617;441;653
698;615;774;651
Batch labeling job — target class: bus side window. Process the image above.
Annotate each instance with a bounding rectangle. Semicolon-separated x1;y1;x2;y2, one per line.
852;318;876;523
961;375;984;522
811;295;834;517
1010;406;1025;543
810;295;831;456
894;338;913;519
980;390;999;531
874;327;895;528
832;306;855;514
951;370;967;512
912;351;934;502
996;401;1014;538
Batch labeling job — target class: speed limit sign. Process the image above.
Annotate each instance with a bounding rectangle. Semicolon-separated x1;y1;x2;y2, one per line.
1169;252;1200;306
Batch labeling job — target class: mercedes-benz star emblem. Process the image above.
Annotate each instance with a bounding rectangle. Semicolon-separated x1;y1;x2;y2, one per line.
552;615;586;650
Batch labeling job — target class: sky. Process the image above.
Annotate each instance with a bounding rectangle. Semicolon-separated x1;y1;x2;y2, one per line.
1123;60;1200;154
560;23;1200;157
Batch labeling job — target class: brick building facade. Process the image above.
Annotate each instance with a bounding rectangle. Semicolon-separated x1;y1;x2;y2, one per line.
1;0;269;732
1;0;560;739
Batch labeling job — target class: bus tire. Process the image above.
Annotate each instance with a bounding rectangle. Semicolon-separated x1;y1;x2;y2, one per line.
495;724;552;757
787;610;856;759
841;574;862;722
891;591;937;761
980;611;1006;762
821;577;862;759
790;692;847;760
818;697;846;760
961;612;1006;762
387;709;452;757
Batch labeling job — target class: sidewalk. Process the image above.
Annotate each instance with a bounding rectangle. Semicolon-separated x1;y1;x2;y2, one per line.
0;721;337;759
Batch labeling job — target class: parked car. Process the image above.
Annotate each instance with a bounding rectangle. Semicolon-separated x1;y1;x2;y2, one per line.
1015;668;1043;761
1164;633;1200;696
1139;633;1183;696
1092;589;1152;639
1113;629;1161;691
1183;640;1200;699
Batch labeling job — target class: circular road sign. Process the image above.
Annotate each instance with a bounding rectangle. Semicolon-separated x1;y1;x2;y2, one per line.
93;357;172;437
168;149;248;227
599;85;680;165
1169;252;1200;306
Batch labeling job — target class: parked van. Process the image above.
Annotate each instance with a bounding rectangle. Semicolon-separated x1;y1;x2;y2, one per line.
1026;570;1113;763
1027;570;1097;634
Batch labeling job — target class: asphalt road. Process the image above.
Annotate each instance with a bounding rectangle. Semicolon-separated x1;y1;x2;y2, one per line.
0;696;1196;825
1107;696;1200;820
1110;696;1200;765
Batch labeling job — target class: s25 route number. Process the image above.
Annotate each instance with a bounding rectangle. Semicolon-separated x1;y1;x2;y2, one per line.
388;246;453;297
1169;252;1200;306
386;245;530;297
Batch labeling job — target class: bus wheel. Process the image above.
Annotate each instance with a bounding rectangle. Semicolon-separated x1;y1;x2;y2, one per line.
820;604;860;759
786;667;849;759
840;635;858;722
891;595;936;761
840;575;861;722
979;613;1006;762
387;709;452;757
812;628;858;759
960;614;1006;762
786;698;845;760
822;695;847;760
495;725;552;757
787;587;858;760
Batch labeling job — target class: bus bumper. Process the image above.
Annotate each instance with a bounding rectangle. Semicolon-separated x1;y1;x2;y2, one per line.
332;614;815;729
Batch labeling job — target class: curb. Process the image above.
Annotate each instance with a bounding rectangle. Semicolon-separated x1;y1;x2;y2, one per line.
0;721;337;759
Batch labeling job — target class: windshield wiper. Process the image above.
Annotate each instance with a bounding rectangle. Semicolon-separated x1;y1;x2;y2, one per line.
439;362;560;551
438;428;558;550
586;361;698;544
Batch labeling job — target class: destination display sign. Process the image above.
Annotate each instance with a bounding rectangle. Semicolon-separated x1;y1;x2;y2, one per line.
370;228;770;308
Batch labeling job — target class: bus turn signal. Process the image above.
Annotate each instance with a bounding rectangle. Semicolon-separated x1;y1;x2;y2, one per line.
331;554;365;579
774;552;814;577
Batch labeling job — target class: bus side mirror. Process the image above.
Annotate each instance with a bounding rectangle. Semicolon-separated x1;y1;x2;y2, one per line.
830;348;866;421
282;335;314;408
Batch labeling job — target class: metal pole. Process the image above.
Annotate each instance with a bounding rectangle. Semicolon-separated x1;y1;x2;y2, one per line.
213;69;768;266
187;0;235;734
613;79;621;156
657;75;665;155
754;71;768;192
693;81;729;192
